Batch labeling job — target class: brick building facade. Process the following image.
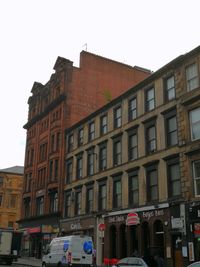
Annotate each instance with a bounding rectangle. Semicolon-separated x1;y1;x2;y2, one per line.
0;166;24;229
62;46;200;267
19;50;151;258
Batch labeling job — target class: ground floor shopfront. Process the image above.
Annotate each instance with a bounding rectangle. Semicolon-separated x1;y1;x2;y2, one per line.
19;213;60;258
101;202;190;267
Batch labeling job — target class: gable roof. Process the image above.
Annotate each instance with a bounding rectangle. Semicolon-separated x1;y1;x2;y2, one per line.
0;166;24;175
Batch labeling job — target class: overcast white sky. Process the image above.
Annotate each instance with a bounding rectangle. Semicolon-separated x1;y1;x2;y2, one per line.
0;0;200;169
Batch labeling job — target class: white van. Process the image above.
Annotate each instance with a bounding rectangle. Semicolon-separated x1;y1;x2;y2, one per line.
42;235;94;267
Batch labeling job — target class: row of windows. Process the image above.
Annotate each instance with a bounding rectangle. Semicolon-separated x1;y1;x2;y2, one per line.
65;106;200;183
25;159;59;192
0;194;18;208
24;191;58;217
66;63;199;152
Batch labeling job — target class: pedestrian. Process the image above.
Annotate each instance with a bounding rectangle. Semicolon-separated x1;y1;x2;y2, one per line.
154;254;165;267
132;249;139;257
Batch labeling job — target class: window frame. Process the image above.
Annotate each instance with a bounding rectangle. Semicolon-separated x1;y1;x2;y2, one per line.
189;107;200;141
127;126;138;161
128;97;137;121
100;114;108;135
76;153;83;179
145;87;155;112
146;164;158;202
186;63;199;91
164;109;178;147
144;119;157;155
113;175;122;209
87;148;95;176
98;180;107;211
164;75;175;101
99;141;107;171
128;169;139;206
113;105;122;129
166;157;181;198
113;135;122;166
75;189;82;215
86;185;94;213
66;159;73;184
88;121;95;141
193;160;200;197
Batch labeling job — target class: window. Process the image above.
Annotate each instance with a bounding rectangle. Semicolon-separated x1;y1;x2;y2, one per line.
100;114;108;135
146;164;158;202
165;109;178;147
75;190;82;215
49;191;58;213
66;159;73;184
128;97;137;121
99;142;107;171
114;106;122;128
49;160;53;181
68;133;74;152
10;195;17;208
128;127;138;161
113;136;122;166
0;176;4;187
167;158;181;197
86;186;93;213
88;122;95;141
190;108;200;140
193;160;200;196
54;159;59;179
128;170;139;206
0;195;3;206
24;198;30;217
186;63;199;91
78;128;84;146
51;134;55;152
87;148;95;176
113;177;122;209
64;191;71;217
56;132;61;150
145;87;155;111
76;153;83;179
145;120;156;154
39;143;47;162
165;75;175;101
36;196;44;216
98;182;107;211
25;173;32;192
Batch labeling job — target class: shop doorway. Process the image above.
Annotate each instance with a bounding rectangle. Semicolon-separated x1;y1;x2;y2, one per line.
129;225;139;256
119;224;127;259
141;222;150;255
172;234;183;267
110;225;117;258
153;220;164;257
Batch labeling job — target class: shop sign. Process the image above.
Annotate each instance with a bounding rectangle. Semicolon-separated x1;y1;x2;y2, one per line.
141;209;164;221
70;222;82;230
98;223;106;231
27;227;40;234
171;217;183;229
41;225;53;233
126;213;140;226
108;215;125;224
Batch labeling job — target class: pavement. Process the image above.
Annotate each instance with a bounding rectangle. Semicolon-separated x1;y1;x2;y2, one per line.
15;257;41;267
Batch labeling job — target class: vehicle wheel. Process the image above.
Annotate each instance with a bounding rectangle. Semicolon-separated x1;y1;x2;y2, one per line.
42;263;46;267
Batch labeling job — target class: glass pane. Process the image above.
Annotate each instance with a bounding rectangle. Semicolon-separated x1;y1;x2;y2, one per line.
172;180;181;196
150;171;157;185
148;126;155;139
151;186;158;200
168;88;175;100
133;191;139;204
191;108;200;123
132;176;138;189
168;116;177;132
147;88;154;100
167;76;174;89
170;164;180;180
192;123;200;140
196;179;200;195
194;161;200;177
170;131;178;146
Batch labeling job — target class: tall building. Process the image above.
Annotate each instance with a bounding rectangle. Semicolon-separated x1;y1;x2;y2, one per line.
19;50;151;258
0;166;24;229
62;45;200;267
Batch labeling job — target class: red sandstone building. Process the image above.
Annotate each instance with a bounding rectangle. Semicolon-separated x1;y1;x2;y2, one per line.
19;50;151;257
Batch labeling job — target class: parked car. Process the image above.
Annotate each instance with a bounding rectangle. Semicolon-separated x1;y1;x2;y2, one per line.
116;257;148;267
187;262;200;267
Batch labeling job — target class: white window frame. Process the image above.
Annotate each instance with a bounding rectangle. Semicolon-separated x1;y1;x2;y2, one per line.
186;63;199;91
189;107;200;141
193;160;200;197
